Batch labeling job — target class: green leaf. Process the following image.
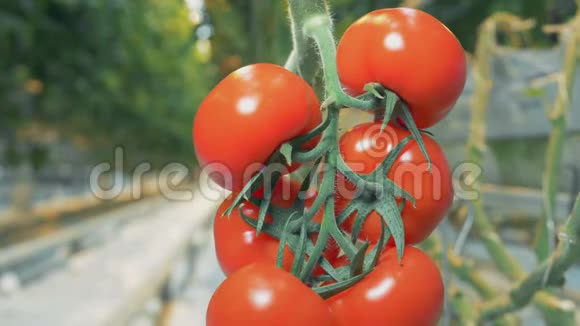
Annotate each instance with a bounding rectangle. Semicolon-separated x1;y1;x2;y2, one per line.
338;155;414;206
399;103;432;170
290;218;308;276
374;135;412;173
350;204;372;242
363;82;385;99
256;173;280;235
364;221;390;271
224;169;264;217
377;196;406;261
302;171;331;224
293;140;329;162
249;196;291;222
302;157;322;191
380;91;398;133
292;157;323;211
276;217;293;269
383;178;415;206
350;242;369;277
289;113;331;147
303;237;343;281
313;274;335;283
238;205;288;242
313;272;369;299
329;225;359;261
317;257;343;281
336;200;358;225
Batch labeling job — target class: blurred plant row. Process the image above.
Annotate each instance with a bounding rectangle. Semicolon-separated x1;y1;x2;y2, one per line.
0;0;576;169
0;0;216;169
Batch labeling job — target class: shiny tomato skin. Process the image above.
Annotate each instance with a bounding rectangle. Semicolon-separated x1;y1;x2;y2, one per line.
194;63;321;191
327;246;444;326
207;263;334;326
336;122;453;244
214;195;294;275
214;176;339;276
337;8;466;128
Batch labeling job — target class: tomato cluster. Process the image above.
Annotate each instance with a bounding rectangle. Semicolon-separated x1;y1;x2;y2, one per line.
194;7;465;326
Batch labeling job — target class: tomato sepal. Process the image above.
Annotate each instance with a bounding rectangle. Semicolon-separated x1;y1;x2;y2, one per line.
312;270;370;299
290;218;309;275
350;242;370;277
398;102;433;170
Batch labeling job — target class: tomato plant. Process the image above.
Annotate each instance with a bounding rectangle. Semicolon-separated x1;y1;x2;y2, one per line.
206;263;335;326
336;122;453;244
336;8;466;128
214;176;339;276
200;3;467;325
193;63;321;191
327;246;444;326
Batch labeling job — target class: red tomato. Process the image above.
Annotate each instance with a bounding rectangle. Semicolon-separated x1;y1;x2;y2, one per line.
194;63;321;191
337;8;466;128
335;122;453;244
207;263;334;326
214;176;339;276
214;194;294;275
327;246;444;326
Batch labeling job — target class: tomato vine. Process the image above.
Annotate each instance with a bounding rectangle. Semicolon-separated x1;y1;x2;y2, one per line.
199;0;466;322
201;2;580;325
219;0;443;295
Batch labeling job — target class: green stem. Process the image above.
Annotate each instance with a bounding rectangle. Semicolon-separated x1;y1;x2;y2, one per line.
284;49;298;72
467;13;527;281
286;0;326;83
463;13;578;324
448;250;498;299
299;107;341;279
423;234;518;325
479;196;580;322
304;19;377;109
287;0;377;109
449;288;479;326
535;13;579;262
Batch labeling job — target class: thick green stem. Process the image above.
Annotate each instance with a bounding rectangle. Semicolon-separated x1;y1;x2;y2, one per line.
305;20;377;109
480;196;580;322
535;13;579;262
467;13;527;281
287;0;377;109
286;0;326;83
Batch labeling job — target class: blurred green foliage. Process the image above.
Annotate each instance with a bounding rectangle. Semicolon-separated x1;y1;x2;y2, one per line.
206;0;577;81
1;0;216;167
0;0;576;168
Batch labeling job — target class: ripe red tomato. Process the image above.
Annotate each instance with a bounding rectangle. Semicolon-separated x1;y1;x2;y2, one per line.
214;176;339;276
327;246;444;326
335;122;453;244
336;8;466;128
214;194;294;275
207;263;334;326
194;63;321;192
